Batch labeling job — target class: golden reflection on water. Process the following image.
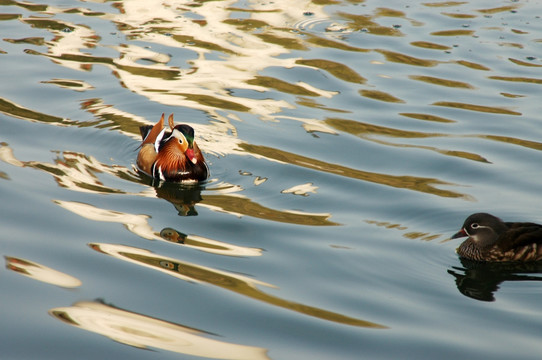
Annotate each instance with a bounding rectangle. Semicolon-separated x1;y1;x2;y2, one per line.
399;112;455;123
200;194;338;225
0;97;69;125
365;220;442;242
296;97;351;114
374;49;438;67
441;12;476;19
0;139;339;225
17;0;331;119
55;200;264;256
304;32;369;52
410;41;451;50
0;146;134;195
8;0;528;127
409;75;475;89
2;0;537;125
1;131;472;202
150;179;337;225
246;76;322;97
2;0;542;355
1;0;539;204
50;300;270;359
432;101;522;115
422;2;469;8
508;58;542;68
160;228;263;257
476;5;520;14
325;117;489;163
359;89;405;103
55;200;160;240
5;256;82;288
41;79;94;91
454;60;490;71
430;29;474;36
489;76;542;85
241;142;469;199
336;11;404;36
90;243;387;329
482;135;542;152
0;2;542;214
295;59;367;84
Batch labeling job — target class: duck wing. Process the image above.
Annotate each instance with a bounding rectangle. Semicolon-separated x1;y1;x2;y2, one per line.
499;222;542;260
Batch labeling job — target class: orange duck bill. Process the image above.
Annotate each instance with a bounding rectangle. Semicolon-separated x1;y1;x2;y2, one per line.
137;114;208;182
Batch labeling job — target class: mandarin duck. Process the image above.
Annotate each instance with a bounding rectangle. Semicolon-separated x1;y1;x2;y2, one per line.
137;113;208;182
451;213;542;262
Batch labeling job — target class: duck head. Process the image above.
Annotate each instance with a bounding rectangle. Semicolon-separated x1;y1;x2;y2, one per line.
170;124;198;164
452;213;508;248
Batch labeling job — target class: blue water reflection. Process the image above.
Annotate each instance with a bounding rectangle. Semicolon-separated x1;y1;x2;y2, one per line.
2;0;542;359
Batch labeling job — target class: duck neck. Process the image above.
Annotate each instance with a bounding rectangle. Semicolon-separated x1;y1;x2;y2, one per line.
457;240;485;261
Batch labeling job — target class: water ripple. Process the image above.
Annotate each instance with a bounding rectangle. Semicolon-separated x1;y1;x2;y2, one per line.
2;0;542;358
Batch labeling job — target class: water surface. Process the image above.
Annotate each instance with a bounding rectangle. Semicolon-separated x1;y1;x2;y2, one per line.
1;0;542;359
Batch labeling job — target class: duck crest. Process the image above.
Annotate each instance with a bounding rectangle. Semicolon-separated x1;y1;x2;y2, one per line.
136;114;165;175
136;113;208;182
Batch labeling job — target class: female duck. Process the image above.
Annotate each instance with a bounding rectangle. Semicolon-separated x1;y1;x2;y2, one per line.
452;212;542;262
137;113;208;182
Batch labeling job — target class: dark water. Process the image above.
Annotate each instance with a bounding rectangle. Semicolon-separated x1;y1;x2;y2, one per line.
2;0;542;359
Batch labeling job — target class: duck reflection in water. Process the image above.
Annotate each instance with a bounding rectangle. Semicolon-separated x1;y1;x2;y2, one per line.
137;170;203;216
447;259;542;302
152;181;203;216
160;228;187;244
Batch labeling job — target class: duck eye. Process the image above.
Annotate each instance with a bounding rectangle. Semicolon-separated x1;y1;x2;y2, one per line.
471;223;479;229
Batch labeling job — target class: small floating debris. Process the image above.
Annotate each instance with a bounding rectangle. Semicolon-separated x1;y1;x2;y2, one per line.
281;182;318;197
325;23;349;32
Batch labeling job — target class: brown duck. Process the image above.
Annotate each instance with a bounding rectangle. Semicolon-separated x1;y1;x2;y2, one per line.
137;113;208;182
452;213;542;262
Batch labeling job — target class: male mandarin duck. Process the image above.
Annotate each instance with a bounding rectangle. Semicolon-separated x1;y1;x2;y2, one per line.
137;113;208;182
451;213;542;262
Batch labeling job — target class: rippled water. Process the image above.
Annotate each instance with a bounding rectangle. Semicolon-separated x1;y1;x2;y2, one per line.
2;0;542;359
